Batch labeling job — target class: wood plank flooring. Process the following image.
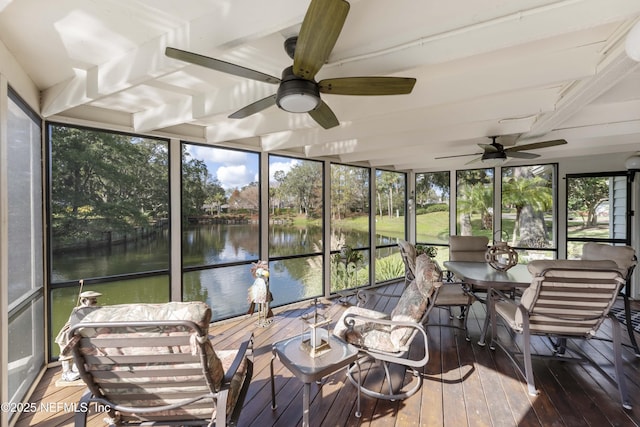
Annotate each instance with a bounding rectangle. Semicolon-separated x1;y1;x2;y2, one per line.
15;281;640;426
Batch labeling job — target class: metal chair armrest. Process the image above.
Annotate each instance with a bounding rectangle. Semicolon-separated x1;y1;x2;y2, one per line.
343;313;429;368
223;332;254;384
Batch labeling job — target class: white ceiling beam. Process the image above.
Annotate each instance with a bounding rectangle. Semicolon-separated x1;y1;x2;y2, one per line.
114;0;620;140
133;96;193;132
41;0;310;117
302;88;562;160
321;0;640;78
259;43;598;151
203;108;323;144
559;99;640;129
525;42;640;138
323;118;535;163
556;119;640;140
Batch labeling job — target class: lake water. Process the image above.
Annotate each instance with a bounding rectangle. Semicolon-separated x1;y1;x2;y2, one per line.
50;223;386;355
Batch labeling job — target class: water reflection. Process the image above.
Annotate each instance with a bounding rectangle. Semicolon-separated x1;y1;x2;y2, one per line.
51;224;395;328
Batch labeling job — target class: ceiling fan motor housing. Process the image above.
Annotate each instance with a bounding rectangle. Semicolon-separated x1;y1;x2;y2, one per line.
482;149;507;161
284;36;298;60
276;66;321;113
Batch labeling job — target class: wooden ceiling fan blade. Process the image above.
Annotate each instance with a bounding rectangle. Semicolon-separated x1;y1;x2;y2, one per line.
229;95;277;119
465;156;483;165
318;77;416;95
506;139;567;152
308;100;339;129
293;0;350;80
507;151;539;159
166;47;280;84
434;152;482;160
478;143;500;152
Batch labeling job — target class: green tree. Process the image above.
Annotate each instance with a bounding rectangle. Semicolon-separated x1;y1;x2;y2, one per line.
568;177;609;227
457;169;493;235
51;126;169;244
271;169;287;215
282;161;322;217
204;177;226;215
181;151;208;223
502;168;552;246
375;171;404;219
332;166;370;219
416;171;450;207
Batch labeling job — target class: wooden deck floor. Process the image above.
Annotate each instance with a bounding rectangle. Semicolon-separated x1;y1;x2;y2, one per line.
15;281;640;427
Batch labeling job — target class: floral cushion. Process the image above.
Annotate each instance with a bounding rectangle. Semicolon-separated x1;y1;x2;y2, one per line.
398;239;417;283
333;306;396;352
414;255;443;298
334;262;435;352
389;280;428;349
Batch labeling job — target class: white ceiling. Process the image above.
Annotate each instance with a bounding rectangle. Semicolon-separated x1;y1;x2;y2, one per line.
1;0;639;171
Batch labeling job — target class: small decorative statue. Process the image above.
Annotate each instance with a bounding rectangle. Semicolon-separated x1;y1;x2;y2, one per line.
55;280;102;382
246;260;273;327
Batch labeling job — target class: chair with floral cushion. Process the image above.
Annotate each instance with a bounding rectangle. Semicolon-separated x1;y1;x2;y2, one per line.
397;239;417;287
333;255;442;400
65;301;253;427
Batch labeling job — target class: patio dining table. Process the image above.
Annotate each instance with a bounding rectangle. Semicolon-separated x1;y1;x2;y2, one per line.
443;261;532;346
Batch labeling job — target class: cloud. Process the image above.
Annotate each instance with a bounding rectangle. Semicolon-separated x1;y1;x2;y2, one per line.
217;165;254;190
186;145;258;189
269;158;299;183
188;145;248;165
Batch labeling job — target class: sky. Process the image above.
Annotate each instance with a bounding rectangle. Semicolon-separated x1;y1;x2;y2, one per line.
185;145;299;191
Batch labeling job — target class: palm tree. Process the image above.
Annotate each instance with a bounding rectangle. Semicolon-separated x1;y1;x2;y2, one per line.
502;173;552;245
457;182;493;234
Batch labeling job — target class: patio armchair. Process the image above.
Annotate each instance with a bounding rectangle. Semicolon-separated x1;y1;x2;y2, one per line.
581;242;639;355
355;254;475;340
65;301;254;426
448;235;489;263
489;259;631;409
397;239;416;287
426;257;476;341
445;234;489;312
333;256;441;400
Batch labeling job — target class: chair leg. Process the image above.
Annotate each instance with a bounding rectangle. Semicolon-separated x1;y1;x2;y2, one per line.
382;361;395;397
622;292;640;357
611;316;632;410
462;304;471;341
457;305;466;319
489;293;497;350
522;324;538;396
74;391;91;427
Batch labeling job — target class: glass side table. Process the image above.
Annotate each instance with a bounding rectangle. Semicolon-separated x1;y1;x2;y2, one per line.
270;330;361;427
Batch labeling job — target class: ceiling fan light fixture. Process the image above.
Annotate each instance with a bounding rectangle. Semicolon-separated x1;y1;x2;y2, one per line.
278;91;320;113
276;71;321;113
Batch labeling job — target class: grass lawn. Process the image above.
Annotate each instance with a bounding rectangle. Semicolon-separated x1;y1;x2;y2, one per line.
290;212;609;244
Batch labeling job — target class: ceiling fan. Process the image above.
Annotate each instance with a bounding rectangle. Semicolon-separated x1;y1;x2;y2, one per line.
435;136;567;165
165;0;416;129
